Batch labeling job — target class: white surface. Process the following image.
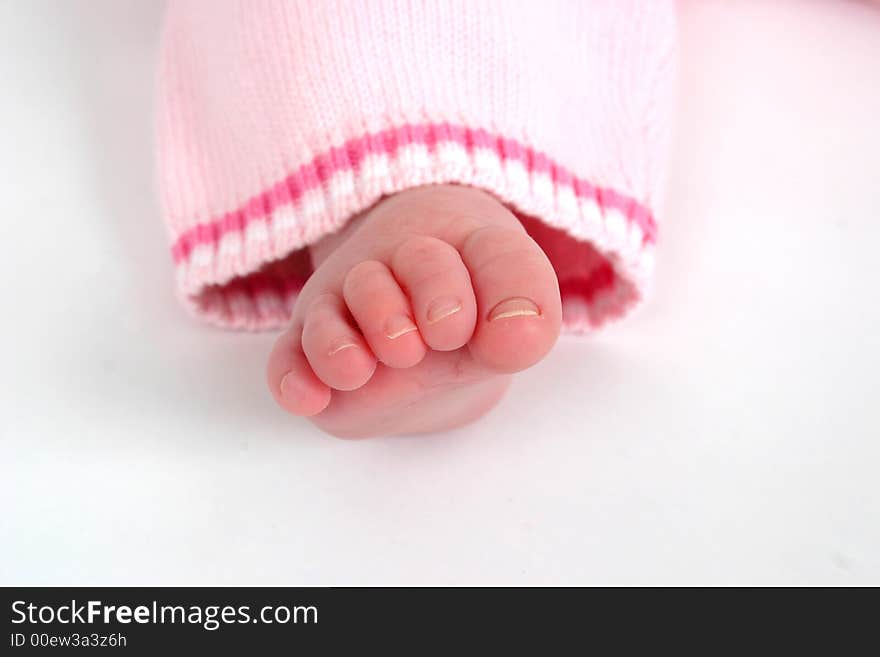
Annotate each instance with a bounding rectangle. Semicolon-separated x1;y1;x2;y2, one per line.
2;0;879;585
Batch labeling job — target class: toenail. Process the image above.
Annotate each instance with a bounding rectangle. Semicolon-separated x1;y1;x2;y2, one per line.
328;338;358;356
426;296;462;324
384;315;418;340
488;297;541;322
280;372;301;398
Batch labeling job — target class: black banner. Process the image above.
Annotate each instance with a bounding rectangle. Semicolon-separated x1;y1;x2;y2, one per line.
1;587;872;652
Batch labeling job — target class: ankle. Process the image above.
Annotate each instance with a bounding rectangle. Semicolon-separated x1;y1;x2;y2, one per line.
309;207;370;269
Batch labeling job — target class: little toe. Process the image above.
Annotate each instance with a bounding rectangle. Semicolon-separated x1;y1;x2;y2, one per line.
267;324;332;416
342;260;427;369
390;235;477;351
301;293;377;391
460;226;562;373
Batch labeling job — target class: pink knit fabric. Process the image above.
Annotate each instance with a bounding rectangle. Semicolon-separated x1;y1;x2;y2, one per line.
157;0;676;332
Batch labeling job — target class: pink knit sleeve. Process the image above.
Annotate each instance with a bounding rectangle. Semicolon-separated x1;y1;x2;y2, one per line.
157;0;676;331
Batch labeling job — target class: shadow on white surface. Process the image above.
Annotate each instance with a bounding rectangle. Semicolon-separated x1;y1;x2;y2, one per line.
56;0;300;443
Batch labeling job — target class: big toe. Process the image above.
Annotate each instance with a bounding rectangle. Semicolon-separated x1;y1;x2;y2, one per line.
460;225;562;373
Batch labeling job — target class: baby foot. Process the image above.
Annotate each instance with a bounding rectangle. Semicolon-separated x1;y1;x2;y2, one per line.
266;185;562;437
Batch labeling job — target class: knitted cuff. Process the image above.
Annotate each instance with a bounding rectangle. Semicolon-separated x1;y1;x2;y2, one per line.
170;123;656;332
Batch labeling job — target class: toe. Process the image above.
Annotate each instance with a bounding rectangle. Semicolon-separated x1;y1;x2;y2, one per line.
267;323;332;416
342;260;427;368
460;226;561;373
301;293;377;391
390;235;477;351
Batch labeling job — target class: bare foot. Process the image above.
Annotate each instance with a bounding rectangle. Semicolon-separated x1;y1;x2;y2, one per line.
266;185;562;438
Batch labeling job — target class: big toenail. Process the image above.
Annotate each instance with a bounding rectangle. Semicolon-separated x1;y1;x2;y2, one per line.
328;338;357;356
488;297;541;321
384;315;418;339
426;297;462;323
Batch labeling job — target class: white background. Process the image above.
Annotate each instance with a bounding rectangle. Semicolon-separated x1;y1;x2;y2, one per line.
2;0;878;585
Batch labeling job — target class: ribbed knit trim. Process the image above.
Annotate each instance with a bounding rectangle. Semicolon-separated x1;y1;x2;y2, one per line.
170;123;657;333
